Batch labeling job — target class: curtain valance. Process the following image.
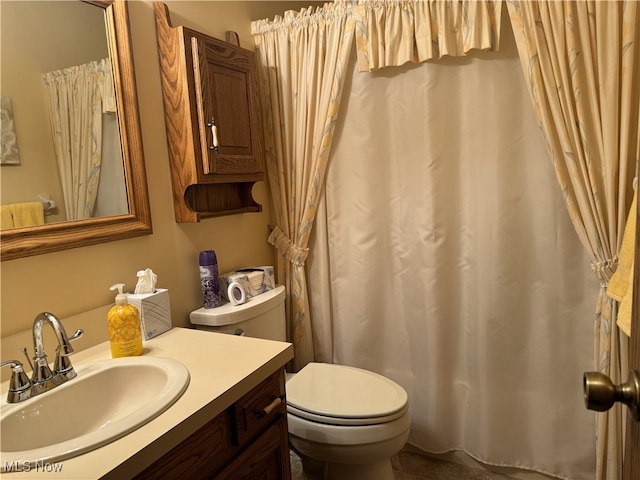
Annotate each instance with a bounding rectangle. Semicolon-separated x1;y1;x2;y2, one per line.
352;0;503;72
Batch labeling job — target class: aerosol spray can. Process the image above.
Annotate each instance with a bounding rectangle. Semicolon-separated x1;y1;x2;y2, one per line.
199;250;222;308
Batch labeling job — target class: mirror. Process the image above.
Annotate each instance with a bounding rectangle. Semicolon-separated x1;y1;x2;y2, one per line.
0;0;152;261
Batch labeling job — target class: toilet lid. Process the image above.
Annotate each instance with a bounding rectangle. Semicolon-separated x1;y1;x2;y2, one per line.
286;363;408;425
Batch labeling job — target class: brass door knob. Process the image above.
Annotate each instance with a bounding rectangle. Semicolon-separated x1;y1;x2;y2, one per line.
583;370;640;420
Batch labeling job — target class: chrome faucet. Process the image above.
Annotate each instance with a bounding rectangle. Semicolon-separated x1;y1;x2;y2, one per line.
0;312;83;403
32;312;83;383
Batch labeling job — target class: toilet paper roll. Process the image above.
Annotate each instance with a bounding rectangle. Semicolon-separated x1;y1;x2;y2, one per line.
228;282;246;306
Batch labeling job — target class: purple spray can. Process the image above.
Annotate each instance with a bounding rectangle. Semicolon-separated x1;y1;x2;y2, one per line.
199;250;222;308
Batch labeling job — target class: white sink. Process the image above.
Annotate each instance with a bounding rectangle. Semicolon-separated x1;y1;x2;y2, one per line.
0;356;189;468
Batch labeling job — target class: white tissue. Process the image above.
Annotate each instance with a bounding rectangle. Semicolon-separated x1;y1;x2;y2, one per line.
134;268;157;294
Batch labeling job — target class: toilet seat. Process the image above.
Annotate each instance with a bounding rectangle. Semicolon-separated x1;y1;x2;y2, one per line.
287;403;408;426
287;409;411;447
286;363;408;426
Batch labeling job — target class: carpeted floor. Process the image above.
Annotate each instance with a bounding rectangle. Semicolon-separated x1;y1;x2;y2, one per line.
391;451;510;479
290;449;510;480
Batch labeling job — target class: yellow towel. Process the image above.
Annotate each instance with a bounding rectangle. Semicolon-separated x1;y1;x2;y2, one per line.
607;191;636;336
1;205;14;229
10;202;45;228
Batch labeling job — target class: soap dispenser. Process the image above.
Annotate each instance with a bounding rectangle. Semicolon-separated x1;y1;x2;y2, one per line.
107;283;143;358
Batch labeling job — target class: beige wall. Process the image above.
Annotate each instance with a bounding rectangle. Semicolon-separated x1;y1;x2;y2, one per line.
0;1;316;339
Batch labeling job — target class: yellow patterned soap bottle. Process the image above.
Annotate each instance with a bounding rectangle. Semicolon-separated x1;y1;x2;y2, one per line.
107;283;143;358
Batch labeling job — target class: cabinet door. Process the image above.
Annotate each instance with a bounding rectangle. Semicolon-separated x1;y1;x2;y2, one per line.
192;35;263;178
133;411;236;480
215;415;292;480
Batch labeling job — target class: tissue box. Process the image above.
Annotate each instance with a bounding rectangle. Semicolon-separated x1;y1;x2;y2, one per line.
220;266;275;301
127;288;171;340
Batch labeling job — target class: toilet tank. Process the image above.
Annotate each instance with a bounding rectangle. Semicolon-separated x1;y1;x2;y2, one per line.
189;285;286;341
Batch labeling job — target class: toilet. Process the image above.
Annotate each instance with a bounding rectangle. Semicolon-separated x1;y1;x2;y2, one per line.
190;285;410;480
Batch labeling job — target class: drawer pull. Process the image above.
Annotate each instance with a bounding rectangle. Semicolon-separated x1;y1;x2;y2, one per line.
256;395;284;418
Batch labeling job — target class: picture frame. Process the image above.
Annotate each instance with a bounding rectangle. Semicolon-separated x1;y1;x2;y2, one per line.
1;96;21;165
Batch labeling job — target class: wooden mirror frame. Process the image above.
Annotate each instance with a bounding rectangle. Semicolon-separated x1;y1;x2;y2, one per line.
0;0;152;261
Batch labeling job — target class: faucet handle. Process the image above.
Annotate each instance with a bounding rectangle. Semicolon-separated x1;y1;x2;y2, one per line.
57;329;84;357
71;329;83;340
54;329;83;379
0;360;32;403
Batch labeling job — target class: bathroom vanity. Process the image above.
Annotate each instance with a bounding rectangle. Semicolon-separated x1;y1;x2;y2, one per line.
0;328;293;479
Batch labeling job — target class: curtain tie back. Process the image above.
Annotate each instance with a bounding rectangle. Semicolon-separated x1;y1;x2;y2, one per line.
268;225;309;266
590;256;618;287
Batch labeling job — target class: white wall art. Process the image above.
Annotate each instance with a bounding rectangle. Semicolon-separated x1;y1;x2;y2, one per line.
1;96;21;165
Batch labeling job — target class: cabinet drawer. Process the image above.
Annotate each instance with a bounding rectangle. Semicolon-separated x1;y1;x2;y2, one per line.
231;369;286;447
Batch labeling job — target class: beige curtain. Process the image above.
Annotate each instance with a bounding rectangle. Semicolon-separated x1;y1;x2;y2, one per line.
43;58;116;221
507;2;640;478
353;0;503;72
308;19;597;478
252;4;356;370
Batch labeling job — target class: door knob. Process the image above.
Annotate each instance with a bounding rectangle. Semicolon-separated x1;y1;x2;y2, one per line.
583;370;640;420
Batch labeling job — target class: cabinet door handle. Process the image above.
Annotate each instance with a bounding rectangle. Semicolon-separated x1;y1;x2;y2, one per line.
207;118;219;153
255;395;285;418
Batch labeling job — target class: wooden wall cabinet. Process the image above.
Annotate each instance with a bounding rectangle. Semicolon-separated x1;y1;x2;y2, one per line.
154;2;265;222
134;370;292;480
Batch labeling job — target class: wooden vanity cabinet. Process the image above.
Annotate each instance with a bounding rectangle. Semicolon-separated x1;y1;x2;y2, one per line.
216;417;290;480
133;370;291;480
154;2;265;222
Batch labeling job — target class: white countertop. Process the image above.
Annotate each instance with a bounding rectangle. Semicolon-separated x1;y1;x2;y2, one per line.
0;327;293;479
